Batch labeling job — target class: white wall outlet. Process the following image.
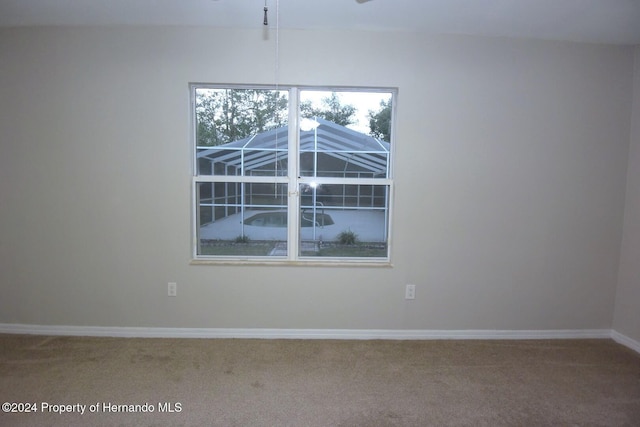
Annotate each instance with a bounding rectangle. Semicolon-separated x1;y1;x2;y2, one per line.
168;282;177;297
405;284;416;300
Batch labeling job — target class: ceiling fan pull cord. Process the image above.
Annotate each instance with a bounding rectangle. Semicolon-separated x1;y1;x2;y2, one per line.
263;1;268;26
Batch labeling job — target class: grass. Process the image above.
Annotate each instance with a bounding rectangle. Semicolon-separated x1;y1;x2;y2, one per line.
200;240;387;258
314;244;387;258
300;241;387;258
199;241;274;256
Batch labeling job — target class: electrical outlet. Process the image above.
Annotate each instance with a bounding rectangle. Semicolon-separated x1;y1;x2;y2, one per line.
168;282;177;297
405;284;415;300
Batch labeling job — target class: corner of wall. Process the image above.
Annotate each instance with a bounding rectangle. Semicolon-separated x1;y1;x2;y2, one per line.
613;46;640;343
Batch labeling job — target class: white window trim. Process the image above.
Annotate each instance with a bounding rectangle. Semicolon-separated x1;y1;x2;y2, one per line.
190;84;397;266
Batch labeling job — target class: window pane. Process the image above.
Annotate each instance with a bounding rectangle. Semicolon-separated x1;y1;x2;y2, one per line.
299;90;392;178
195;88;289;176
299;183;389;258
197;182;288;257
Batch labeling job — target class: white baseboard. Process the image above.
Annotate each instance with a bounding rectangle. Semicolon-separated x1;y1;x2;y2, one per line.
0;323;612;341
2;323;637;355
611;330;640;354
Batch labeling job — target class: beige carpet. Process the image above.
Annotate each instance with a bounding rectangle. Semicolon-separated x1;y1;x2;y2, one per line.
1;335;639;426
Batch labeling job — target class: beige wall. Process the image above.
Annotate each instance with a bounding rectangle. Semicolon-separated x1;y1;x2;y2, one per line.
614;47;640;342
0;27;634;331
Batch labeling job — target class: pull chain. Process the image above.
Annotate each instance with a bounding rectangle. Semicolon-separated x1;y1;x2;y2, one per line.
263;0;268;25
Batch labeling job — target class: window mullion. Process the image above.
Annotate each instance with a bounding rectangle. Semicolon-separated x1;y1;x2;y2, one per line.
297;176;392;186
194;175;288;184
287;87;300;260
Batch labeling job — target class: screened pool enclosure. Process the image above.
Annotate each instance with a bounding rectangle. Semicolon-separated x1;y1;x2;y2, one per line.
195;117;391;258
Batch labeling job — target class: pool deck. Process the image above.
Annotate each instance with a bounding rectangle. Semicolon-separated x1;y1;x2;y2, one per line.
199;209;387;243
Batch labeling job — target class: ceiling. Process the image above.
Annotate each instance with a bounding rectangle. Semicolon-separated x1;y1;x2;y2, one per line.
1;0;639;45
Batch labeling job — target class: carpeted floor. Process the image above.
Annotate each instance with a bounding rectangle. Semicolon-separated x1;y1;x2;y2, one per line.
1;334;639;426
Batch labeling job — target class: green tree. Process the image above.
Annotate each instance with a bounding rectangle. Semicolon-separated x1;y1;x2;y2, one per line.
195;88;288;146
368;98;392;142
300;92;356;127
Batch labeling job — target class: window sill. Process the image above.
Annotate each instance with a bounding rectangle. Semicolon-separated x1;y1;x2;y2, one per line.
189;259;393;268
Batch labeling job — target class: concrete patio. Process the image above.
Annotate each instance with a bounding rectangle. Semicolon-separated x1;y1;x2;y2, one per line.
199;209;387;243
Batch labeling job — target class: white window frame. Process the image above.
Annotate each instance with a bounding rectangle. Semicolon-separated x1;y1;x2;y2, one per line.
190;84;396;266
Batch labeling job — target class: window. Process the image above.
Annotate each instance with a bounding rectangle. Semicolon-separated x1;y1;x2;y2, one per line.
192;85;395;263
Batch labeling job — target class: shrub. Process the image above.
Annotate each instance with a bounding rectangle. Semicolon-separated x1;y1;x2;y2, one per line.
337;230;358;245
234;234;250;243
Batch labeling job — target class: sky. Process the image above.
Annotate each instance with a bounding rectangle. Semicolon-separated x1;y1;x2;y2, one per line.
299;90;392;134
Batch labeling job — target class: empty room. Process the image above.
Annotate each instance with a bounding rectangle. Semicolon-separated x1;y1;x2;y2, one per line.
1;0;640;425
